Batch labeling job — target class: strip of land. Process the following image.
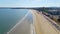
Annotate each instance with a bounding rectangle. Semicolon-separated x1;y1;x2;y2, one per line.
30;10;60;34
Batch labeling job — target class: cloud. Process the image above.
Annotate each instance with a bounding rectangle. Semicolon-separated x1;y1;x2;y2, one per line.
34;0;41;2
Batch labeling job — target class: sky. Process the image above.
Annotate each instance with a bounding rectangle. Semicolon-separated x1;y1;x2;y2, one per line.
0;0;60;7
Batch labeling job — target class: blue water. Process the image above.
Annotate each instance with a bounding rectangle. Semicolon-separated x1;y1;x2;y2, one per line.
0;9;28;34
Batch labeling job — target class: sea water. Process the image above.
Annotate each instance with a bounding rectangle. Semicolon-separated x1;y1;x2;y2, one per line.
0;9;28;34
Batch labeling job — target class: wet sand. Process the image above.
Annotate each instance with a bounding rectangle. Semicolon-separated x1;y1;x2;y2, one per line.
7;11;33;34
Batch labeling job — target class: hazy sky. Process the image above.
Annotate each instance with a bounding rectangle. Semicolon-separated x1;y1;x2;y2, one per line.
0;0;60;7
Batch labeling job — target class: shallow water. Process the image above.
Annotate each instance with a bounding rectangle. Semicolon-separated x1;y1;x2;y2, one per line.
0;9;28;34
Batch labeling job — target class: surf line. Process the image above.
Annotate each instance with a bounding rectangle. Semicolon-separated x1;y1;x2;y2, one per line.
7;11;30;34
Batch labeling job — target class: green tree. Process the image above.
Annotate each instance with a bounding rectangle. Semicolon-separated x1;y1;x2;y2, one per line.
44;9;48;12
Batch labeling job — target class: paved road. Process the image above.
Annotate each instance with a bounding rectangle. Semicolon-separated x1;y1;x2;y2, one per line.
30;10;60;34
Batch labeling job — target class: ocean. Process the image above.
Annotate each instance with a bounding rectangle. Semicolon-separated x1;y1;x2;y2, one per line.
0;9;28;34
